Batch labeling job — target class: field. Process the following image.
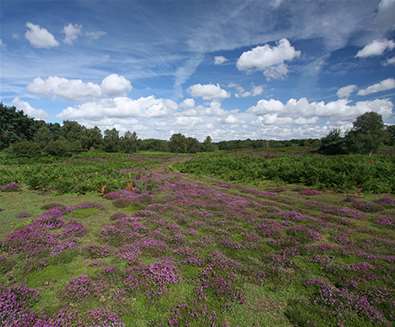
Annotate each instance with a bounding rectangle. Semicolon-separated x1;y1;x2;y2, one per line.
0;150;394;326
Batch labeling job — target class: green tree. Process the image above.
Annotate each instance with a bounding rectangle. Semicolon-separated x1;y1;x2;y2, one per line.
34;126;52;147
81;126;103;150
103;128;120;152
345;112;386;154
0;103;39;149
186;137;201;153
120;131;138;153
202;136;216;152
385;125;395;145
319;129;347;155
169;133;187;153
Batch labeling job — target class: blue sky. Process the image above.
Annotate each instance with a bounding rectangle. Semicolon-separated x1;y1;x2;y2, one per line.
1;0;395;140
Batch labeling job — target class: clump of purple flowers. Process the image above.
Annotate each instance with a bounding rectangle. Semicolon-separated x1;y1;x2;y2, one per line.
146;259;179;288
88;308;124;327
64;275;93;300
0;285;39;325
0;182;19;192
375;216;393;226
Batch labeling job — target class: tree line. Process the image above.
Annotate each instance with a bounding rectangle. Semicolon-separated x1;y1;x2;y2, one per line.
1;103;394;157
0;103;216;157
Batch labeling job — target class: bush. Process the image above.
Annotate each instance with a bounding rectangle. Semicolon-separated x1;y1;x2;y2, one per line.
8;141;42;157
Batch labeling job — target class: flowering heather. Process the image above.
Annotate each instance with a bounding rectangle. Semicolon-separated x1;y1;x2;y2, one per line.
118;244;141;263
0;182;19;192
337;207;364;219
278;210;306;221
146;259;179;288
376;216;394;226
64;275;93;300
0;285;38;326
5;224;57;256
61;220;86;238
35;208;65;229
88;308;124;327
374;196;395;207
50;240;77;257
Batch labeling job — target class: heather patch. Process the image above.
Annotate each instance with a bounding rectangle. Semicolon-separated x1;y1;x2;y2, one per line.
0;152;394;326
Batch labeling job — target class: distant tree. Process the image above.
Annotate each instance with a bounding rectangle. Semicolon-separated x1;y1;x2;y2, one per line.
121;131;138;153
81;126;103;150
103;128;120;152
138;139;169;152
319;129;347;155
385;125;395;145
186;137;201;153
202;136;216;152
169;133;187;153
0;103;39;149
34;126;52;147
345;112;386;154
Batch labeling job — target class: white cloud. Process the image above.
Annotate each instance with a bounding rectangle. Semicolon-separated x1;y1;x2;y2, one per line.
248;97;393;120
25;22;59;48
385;56;395;65
355;39;395;58
56;94;393;141
378;0;395;10
236;38;300;79
337;85;358;99
63;23;82;45
100;74;132;96
27;74;132;100
85;31;107;40
180;98;195;108
58;96;178;120
27;76;102;100
357;78;395;96
189;83;230;101
229;84;264;97
12;97;48;120
214;56;228;65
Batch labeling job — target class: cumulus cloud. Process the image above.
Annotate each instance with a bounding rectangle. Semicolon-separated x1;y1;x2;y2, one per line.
357;78;395;96
229;84;264;97
100;74;132;96
27;74;132;100
213;56;228;65
236;39;300;79
337;85;358;99
248;97;393;120
189;83;230;101
385;56;395;65
27;76;102;100
378;0;395;11
63;23;82;45
355;39;395;58
25;22;59;48
58;96;177;120
12;97;48;120
56;93;393;142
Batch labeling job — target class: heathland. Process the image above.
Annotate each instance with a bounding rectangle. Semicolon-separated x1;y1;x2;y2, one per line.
0;147;394;326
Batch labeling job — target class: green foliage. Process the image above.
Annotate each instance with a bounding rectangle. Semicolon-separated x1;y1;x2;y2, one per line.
319;129;347;155
176;153;395;193
103;128;120;152
120;131;138;153
0;103;41;149
0;151;157;193
386;125;395;145
8;140;42;158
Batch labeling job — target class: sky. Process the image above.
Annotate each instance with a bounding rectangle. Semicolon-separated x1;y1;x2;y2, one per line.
0;0;395;141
